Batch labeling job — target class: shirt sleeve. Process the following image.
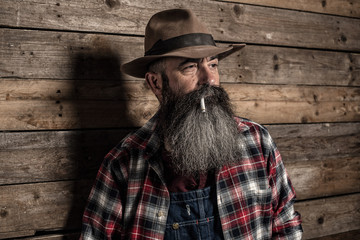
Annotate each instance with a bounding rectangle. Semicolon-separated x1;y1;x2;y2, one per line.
262;128;303;239
80;151;126;240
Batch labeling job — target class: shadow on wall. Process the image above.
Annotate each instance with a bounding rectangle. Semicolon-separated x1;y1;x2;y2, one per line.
63;40;133;237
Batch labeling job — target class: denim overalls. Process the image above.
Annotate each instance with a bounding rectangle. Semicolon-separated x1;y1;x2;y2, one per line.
164;186;224;239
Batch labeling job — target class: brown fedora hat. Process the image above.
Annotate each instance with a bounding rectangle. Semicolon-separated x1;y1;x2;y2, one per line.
121;9;245;78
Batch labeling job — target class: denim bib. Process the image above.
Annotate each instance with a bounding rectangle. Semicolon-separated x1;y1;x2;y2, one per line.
165;186;224;239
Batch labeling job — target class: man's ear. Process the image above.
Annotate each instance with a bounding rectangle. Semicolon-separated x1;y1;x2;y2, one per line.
145;72;163;102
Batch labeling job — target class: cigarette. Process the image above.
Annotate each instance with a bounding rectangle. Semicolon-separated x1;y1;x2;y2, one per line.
200;96;206;113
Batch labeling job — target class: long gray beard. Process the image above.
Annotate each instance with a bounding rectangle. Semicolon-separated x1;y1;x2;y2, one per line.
158;82;242;176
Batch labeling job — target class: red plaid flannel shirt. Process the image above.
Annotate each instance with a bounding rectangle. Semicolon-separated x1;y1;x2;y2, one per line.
80;114;302;239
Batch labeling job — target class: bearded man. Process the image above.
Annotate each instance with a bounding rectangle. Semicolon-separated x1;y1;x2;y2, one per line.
80;8;303;240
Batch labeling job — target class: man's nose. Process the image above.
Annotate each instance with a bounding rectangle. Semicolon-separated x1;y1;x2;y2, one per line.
197;65;216;86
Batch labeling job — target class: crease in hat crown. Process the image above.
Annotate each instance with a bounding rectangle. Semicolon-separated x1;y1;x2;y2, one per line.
121;8;245;78
144;9;210;53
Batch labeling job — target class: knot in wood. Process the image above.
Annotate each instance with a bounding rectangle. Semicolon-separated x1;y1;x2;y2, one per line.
0;208;8;218
105;0;120;9
233;5;244;18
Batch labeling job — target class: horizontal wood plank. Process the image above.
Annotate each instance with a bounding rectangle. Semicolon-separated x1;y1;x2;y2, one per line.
309;229;360;240
0;180;91;239
0;80;359;130
0;180;358;239
0;129;129;185
218;0;360;18
270;123;360;162
2;79;359;102
287;156;360;200
0;99;157;130
0;0;359;50
295;193;360;239
21;233;80;240
1;149;358;201
1;28;359;85
0;230;36;240
1;123;359;200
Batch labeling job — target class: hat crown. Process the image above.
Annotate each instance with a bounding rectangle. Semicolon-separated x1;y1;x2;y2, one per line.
145;9;210;52
120;8;245;78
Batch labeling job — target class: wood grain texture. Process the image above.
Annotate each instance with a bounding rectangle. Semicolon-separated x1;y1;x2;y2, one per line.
218;0;360;18
270;123;360;162
1;79;359;130
0;0;359;50
2;79;359;102
0;0;359;238
308;229;360;240
1;123;359;200
1;29;359;85
287;156;360;200
0;180;91;239
0;180;358;239
295;193;360;239
21;233;80;240
0;96;357;130
0;129;129;185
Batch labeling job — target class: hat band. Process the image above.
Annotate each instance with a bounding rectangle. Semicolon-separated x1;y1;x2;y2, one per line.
144;33;216;56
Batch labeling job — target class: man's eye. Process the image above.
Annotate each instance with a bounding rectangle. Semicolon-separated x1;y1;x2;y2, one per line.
182;64;198;72
184;64;197;69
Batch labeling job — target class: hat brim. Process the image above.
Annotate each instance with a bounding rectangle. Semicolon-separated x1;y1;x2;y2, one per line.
121;44;245;78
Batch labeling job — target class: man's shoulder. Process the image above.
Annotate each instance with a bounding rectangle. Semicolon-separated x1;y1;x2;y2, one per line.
234;116;268;134
234;116;276;156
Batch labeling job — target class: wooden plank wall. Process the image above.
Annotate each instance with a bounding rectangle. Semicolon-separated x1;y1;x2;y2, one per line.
0;0;359;239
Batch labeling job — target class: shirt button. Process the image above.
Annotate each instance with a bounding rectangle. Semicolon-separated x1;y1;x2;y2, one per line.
157;211;164;217
172;223;180;230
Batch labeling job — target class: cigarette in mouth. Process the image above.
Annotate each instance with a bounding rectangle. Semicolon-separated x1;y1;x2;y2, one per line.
200;96;206;113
